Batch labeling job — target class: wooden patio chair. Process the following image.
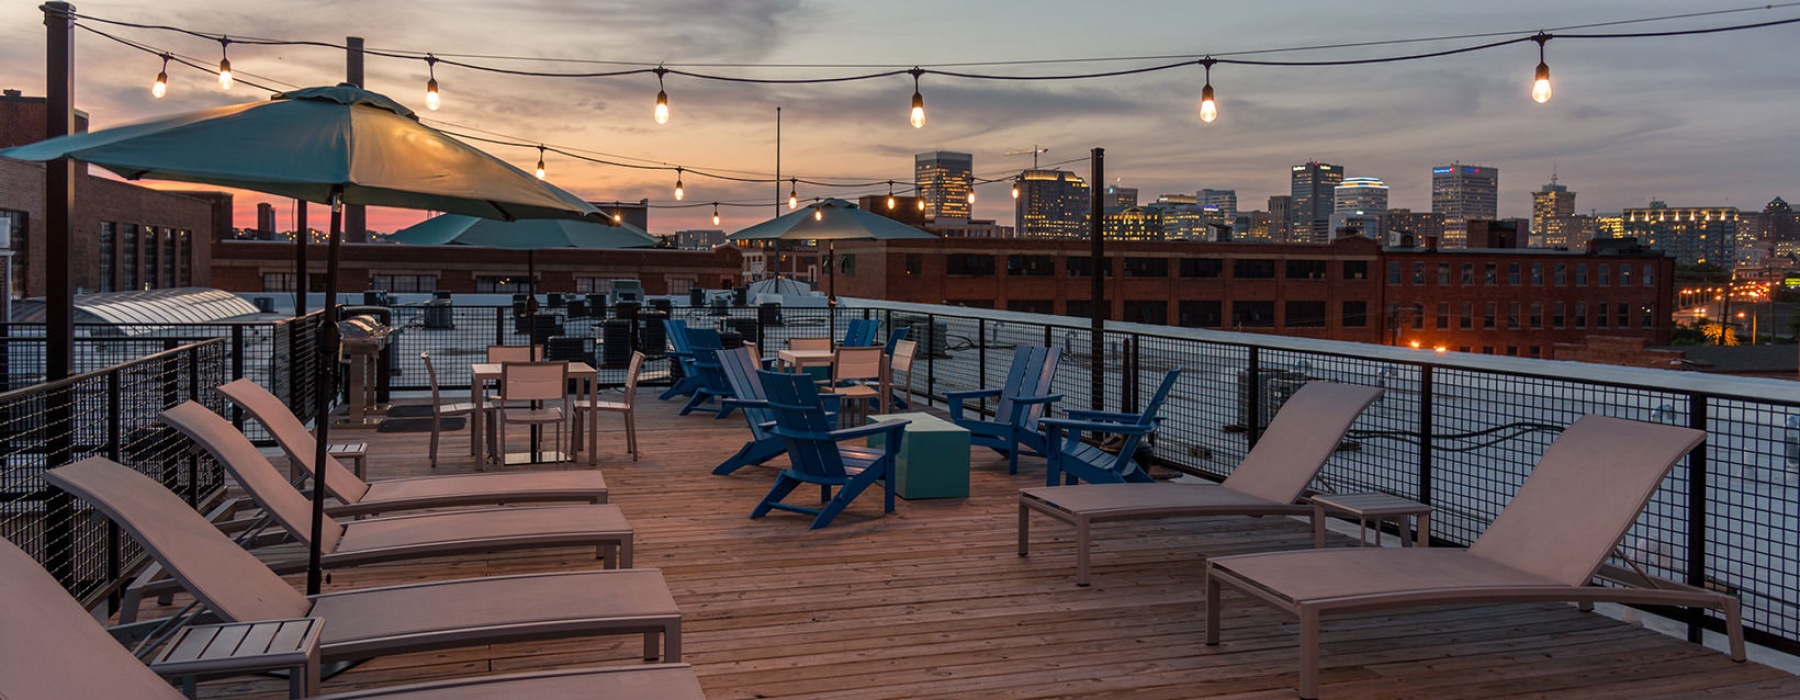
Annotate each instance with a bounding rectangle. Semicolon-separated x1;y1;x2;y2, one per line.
946;345;1063;474
819;345;884;424
497;361;571;463
883;337;918;411
44;457;684;668
1042;367;1184;487
1205;415;1743;699
750;370;909;529
1018;381;1383;586
0;535;704;700
420;351;480;468
217;378;608;518
575;350;643;463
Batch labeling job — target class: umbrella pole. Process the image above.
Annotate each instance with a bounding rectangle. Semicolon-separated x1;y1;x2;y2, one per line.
306;190;344;596
828;240;837;306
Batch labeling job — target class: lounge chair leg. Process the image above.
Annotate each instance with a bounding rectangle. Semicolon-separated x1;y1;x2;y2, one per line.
1299;606;1321;700
1205;571;1221;645
1017;502;1030;556
620;536;634;569
1725;597;1747;662
644;631;659;661
1311;505;1325;548
665;623;683;662
1076;517;1091;586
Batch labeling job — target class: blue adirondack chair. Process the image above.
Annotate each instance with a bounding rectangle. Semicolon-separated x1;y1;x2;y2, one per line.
658;318;700;400
712;347;786;475
947;346;1063;474
677;329;728;415
841;318;880;347
1043;367;1184;487
751;370;909;529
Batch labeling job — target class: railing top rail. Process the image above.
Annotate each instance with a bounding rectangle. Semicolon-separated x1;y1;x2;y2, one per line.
0;337;227;401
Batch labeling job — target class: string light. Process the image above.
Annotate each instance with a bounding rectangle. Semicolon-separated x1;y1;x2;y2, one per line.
1198;57;1218;123
424;55;440;111
787;179;798;209
612;211;623;223
653;66;670;125
151;53;169;98
534;145;546;179
916;198;925;212
886;181;896;210
1531;33;1554;103
712;203;720;226
673;167;685;200
907;67;925;129
813;205;823;221
966;190;976;205
1011;177;1021;200
216;37;232;90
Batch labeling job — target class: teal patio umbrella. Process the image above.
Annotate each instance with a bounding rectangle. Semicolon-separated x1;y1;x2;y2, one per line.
387;213;657;302
1;84;600;595
728;198;935;302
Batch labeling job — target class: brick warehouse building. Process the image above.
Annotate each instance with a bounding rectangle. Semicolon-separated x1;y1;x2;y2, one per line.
1;91;741;301
831;235;1674;358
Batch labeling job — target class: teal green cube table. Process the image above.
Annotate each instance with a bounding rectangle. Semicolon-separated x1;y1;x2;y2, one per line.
867;412;971;499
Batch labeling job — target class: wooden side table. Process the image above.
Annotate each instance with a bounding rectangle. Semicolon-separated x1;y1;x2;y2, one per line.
151;618;324;699
1309;492;1432;549
327;442;368;479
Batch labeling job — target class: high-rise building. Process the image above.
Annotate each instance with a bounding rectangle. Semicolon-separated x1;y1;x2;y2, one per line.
1103;183;1138;208
1102;206;1162;241
1199;189;1237;221
1531;178;1578;248
1146;199;1206;240
1386;208;1445;246
1267;195;1294;243
1623;201;1738;266
1290;161;1344;244
1332;178;1388;213
915;151;973;220
1432;162;1498;249
675;229;727;250
1014;169;1091;239
1235;210;1273;241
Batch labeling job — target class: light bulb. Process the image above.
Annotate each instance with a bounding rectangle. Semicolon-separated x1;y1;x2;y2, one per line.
425;78;440;111
613;212;622;223
916;198;925;212
712;205;720;226
788;180;798;209
535;147;546;180
218;57;233;90
152;70;167;98
1011;182;1020;200
673;169;685;200
967;191;976;205
909;91;925;129
1531;62;1552;104
654;90;669;124
1199;83;1217;123
814;207;823;221
887;194;896;210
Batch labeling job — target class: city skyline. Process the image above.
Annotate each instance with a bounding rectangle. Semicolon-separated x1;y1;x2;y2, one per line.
1;1;1795;234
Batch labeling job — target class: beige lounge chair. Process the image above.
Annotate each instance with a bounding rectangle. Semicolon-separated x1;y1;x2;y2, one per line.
45;458;683;667
1018;381;1383;585
217;378;607;516
0;536;704;700
1205;415;1745;699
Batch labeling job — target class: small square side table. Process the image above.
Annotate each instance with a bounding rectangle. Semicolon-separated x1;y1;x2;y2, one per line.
1309;492;1432;549
151;618;323;699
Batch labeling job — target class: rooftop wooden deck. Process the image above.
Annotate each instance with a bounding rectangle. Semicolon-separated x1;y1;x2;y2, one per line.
174;391;1800;699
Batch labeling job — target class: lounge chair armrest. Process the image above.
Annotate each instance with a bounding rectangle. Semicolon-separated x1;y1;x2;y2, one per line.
1039;417;1156;436
1065;408;1143;423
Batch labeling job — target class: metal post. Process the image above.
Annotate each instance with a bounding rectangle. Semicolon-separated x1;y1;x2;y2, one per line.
306;191;344;596
186;346;200;507
230;325;246;430
1246;347;1261;447
42;1;75;382
925;314;937;406
293;200;308;316
342;38;367;244
977;319;987;389
1685;393;1709;644
494;306;505;348
1089;147;1105;411
1417;365;1434;506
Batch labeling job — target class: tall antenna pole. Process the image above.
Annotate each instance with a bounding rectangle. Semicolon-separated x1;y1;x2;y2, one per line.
773;107;781;281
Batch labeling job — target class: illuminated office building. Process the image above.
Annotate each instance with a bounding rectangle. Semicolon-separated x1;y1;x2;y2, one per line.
915;151;973;220
1199;189;1238;221
1014;169;1091;239
1102;205;1163;241
1432;162;1498;249
1290;161;1344;244
1531;178;1578;248
1103;184;1138;208
1623;201;1739;266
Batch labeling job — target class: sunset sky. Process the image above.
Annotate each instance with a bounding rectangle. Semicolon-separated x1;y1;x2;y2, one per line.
2;1;1796;235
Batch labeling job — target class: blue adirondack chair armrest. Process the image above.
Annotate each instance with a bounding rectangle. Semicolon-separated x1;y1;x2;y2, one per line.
1064;408;1146;423
721;398;769;410
1039;417;1157;438
774;418;909;444
945;388;1003;421
1003;393;1063;418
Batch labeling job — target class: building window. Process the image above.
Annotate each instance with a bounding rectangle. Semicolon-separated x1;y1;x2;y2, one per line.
1482;263;1496;286
1233;300;1275;327
1342;301;1368;327
1064;300;1092;318
1507;263;1520;285
369;273;438;293
1555;263;1567;285
1437;263;1451;285
905;254;922;276
1643;264;1655;287
1460;263;1473;285
176;230;192;286
1285;301;1327;327
1617;304;1630;329
1123;258;1169;278
1180;258;1223;278
1006;255;1054;276
1123;300;1167;324
1387;262;1400;284
1410;304;1424;329
1531;262;1544;285
1641;304;1655;328
1595;302;1609;328
1178;300;1223;328
1460;302;1473;329
1066;256;1112;277
261;272;295;292
576;277;624;294
1507;302;1520;330
1530;302;1543;329
1286;259;1327;280
121;223;140;290
97;220;115;292
1575;263;1588;286
1574;301;1588;329
1597;264;1610;287
1553;302;1566;328
946;254;996;276
1619;265;1632;286
1342;260;1368;280
1007;299;1055;314
1436;302;1450;330
476;276;530;294
669;277;697;294
1411;262;1425;285
1237;259;1277;280
1483;302;1496;329
162;228;179;288
839;254;854;276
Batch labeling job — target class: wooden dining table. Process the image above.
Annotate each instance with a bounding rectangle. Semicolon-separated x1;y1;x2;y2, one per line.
776;348;836;374
469;361;599;465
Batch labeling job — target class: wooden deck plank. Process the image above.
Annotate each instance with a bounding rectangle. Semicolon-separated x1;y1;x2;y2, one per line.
144;391;1797;699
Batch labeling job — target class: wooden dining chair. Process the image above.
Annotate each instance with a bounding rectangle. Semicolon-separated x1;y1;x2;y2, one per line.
884;339;919;411
487;344;543;363
575;351;643;462
788;337;832;352
822;346;884;424
420;351;481;468
498;361;570;463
